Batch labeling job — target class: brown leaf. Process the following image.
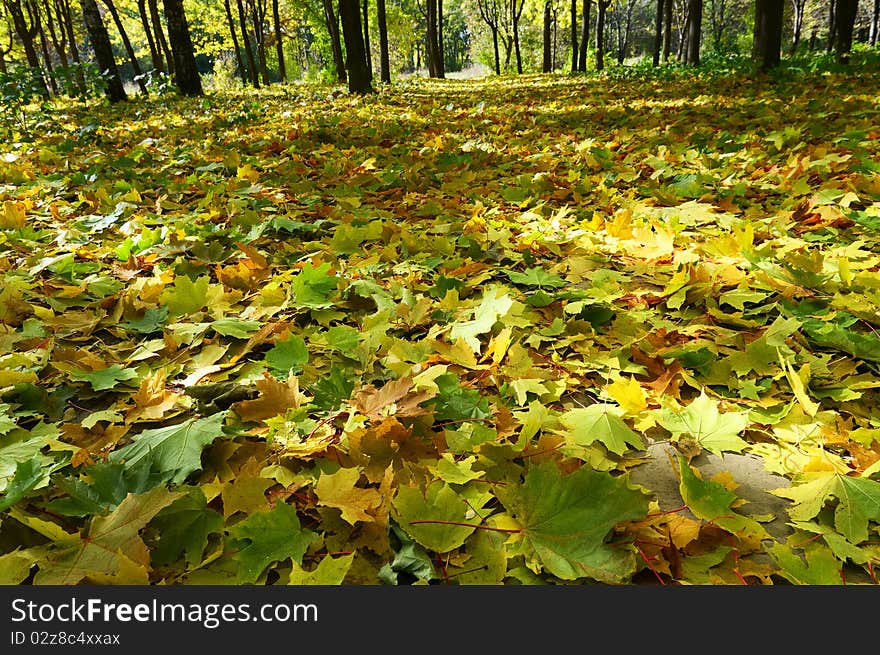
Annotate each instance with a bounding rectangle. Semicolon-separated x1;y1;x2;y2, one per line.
233;373;308;422
353;377;433;421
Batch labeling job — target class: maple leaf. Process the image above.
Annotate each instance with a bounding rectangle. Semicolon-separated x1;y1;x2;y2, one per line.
108;412;228;484
288;553;355;585
227;502;319;583
233;373;308;422
449;285;513;353
560;404;645;456
149;486;223;567
496;461;649;583
656;392;749;456
291;261;338;309
35;486;181;584
393;482;489;553
772;473;880;544
315;467;382;524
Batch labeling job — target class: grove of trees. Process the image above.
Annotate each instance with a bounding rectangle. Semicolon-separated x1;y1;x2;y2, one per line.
1;0;879;100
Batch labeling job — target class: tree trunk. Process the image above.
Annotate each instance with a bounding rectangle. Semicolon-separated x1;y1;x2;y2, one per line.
57;0;86;94
80;0;126;102
871;0;879;46
543;0;552;72
272;0;285;81
248;0;269;85
43;0;71;87
685;0;701;64
512;0;523;73
827;0;836;53
6;0;49;97
361;0;371;78
663;0;672;60
236;0;259;86
376;0;390;82
322;0;345;83
834;0;857;63
790;0;804;53
653;0;663;66
492;23;500;73
223;0;247;82
338;0;372;92
35;6;59;95
570;0;578;71
438;0;444;73
137;0;161;72
578;0;590;70
148;0;173;76
754;0;783;70
162;0;202;95
102;0;148;94
425;0;443;77
596;0;606;70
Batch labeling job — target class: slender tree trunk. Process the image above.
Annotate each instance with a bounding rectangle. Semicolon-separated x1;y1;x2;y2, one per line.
653;0;663;66
543;0;552;72
513;0;523;73
272;0;285;81
7;0;49;97
790;0;804;53
248;0;268;84
834;0;857;63
570;0;578;71
338;0;372;92
35;7;59;95
56;0;86;93
595;0;606;70
101;0;148;94
322;0;345;83
754;0;783;70
871;0;879;46
137;0;161;71
685;0;701;64
43;0;71;89
361;0;371;78
236;0;259;86
578;0;590;70
663;0;672;60
376;0;390;82
223;0;247;82
148;0;173;76
827;0;836;53
162;0;203;95
425;0;443;77
492;24;500;73
80;0;126;102
438;0;444;73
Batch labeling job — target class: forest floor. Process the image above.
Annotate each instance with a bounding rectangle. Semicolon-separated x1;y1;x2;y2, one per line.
1;69;880;585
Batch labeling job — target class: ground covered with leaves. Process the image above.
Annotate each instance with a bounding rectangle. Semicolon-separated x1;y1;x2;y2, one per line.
1;68;880;585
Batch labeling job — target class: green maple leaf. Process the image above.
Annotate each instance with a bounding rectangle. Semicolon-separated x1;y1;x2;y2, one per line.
119;306;169;334
161;275;210;316
678;458;767;539
449;285;513;353
656;392;749;456
497;461;649;583
325;325;360;355
47;460;163;517
69;364;138;391
227;502;318;583
291;261;338;309
0;403;16;435
149;486;223;567
393;482;487;553
0;456;45;512
431;374;490;422
773;473;880;544
506;267;566;289
265;334;309;375
770;542;842;585
210;317;262;338
35;486;181;584
288;553;354;585
560;404;645;456
108;412;228;484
